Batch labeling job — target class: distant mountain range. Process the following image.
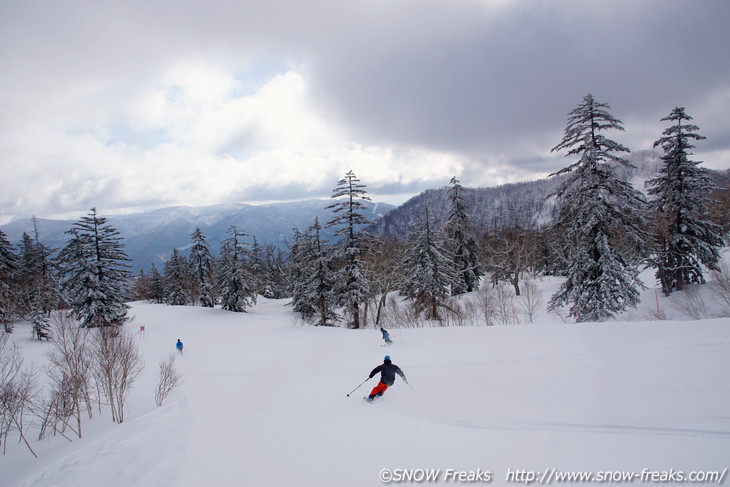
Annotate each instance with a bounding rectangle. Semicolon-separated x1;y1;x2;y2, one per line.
2;150;727;272
367;150;702;237
0;200;394;271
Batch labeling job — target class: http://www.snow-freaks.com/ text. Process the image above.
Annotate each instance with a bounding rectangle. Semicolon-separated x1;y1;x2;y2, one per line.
378;467;728;484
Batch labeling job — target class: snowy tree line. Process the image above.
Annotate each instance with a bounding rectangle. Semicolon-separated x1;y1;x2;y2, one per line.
130;226;288;312
284;97;728;325
0;209;134;336
370;156;729;239
1;96;729;333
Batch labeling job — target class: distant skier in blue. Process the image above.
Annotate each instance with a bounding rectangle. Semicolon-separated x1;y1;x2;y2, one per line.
176;339;183;354
380;327;392;345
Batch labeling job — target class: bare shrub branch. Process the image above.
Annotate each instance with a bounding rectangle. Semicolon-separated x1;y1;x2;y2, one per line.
494;283;516;325
517;280;544;324
41;311;93;440
92;326;144;423
442;299;480;327
155;355;183;406
0;334;38;457
477;285;496;326
382;296;421;329
676;285;710;320
710;261;730;315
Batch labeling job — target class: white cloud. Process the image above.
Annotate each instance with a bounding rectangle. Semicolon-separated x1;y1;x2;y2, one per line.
0;62;475;223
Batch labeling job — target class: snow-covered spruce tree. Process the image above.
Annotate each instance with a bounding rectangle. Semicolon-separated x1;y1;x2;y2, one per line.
403;204;457;320
130;268;151;301
443;177;482;294
547;94;648;322
262;244;288;299
18;218;60;323
0;230;19;332
58;208;132;328
216;226;254;312
303;218;340;326
288;228;316;319
18;233;38;314
148;263;166;304
246;236;268;305
163;248;190;306
29;307;52;341
647;107;724;295
326;170;375;329
189;228;215;307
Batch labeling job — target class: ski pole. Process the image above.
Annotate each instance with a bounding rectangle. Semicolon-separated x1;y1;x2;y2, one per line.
346;378;370;397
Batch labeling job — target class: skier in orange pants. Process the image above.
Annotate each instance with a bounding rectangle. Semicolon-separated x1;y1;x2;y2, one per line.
366;356;407;401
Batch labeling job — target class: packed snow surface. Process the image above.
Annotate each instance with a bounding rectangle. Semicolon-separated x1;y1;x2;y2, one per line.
4;294;730;486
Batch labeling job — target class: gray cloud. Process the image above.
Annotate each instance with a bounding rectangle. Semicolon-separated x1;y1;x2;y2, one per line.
307;0;730;155
1;0;729;223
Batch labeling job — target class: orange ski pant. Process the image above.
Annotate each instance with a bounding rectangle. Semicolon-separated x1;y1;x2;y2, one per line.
369;382;389;397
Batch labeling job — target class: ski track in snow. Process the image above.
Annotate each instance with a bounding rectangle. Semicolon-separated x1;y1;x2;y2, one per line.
394;413;730;439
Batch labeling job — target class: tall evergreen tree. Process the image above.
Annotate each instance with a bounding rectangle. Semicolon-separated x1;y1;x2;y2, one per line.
647;107;724;294
261;244;287;299
246;236;265;305
164;248;190;306
131;268;151;301
326;170;375;329
304;218;340;326
18;223;59;339
17;233;37;312
58;208;132;328
0;230;17;280
18;218;60;319
189;228;214;307
0;229;19;332
29;307;52;341
288;228;316;318
443;177;482;294
403;204;456;320
547;94;648;322
216;226;254;312
148;263;166;304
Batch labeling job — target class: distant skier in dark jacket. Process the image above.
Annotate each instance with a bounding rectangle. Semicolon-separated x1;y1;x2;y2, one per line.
366;355;407;401
380;327;392;345
176;339;183;354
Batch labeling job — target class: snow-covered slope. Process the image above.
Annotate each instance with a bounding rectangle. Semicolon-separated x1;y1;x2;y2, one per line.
4;275;730;486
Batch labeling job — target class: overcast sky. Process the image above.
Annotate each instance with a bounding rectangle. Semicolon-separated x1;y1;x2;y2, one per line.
1;0;729;224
